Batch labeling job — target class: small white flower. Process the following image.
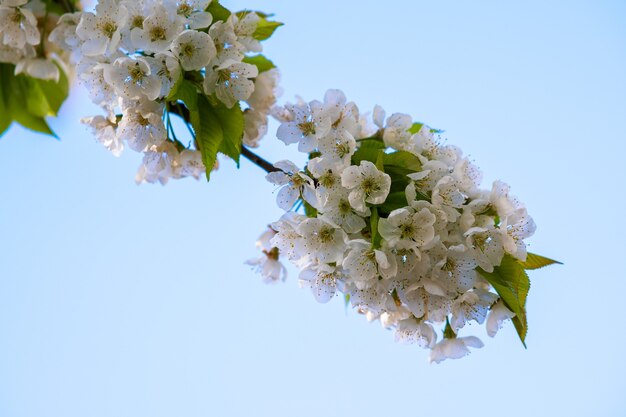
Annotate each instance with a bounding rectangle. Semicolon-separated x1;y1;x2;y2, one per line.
316;128;356;170
341;160;391;212
14;57;60;81
48;12;82;53
382;113;412;150
82;115;122;156
342;240;397;289
323;89;360;137
76;0;128;56
378;207;436;252
171;29;216;71
499;208;536;261
130;4;184;53
296;218;347;264
166;0;212;30
394;319;437;348
319;189;368;234
450;289;498;331
208;19;243;66
486;300;515;337
265;160;317;211
150;52;181;98
103;56;162;101
276;100;332;153
299;263;341;303
0;3;40;49
117;100;166;152
177;149;205;179
429;336;484;364
464;227;505;273
270;212;307;261
232;11;261;53
204;61;258;108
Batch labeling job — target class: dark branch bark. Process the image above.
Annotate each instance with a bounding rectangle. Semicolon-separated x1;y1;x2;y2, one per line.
241;147;280;173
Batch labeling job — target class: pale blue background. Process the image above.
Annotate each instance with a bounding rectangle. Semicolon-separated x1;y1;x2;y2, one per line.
1;1;625;416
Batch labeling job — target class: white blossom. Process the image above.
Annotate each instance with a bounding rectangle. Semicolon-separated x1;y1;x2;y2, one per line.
341;160;391;212
486;300;515;337
171;29;215;71
204;61;258;108
76;0;127;56
265;160;317;211
276;100;332;153
429;336;484;363
130;5;184;53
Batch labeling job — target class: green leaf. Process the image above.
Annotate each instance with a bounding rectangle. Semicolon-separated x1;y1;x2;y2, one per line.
0;76;10;135
33;63;69;116
211;100;244;165
208;1;231;21
443;318;457;339
12;109;54;135
242;54;276;74
351;146;379;166
383;150;422;171
378;191;408;215
0;63;57;137
169;80;198;111
165;70;184;101
408;122;424;134
375;150;385;172
253;16;283;40
370;207;381;249
357;138;386;149
478;255;530;347
303;200;318;218
520;252;562;270
192;94;222;181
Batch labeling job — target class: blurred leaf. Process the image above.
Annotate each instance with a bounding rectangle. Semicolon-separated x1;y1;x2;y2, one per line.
208;1;231;21
33;63;69;116
520;253;562;270
253;16;283;40
242;54;275;74
0;63;57;137
478;255;530;347
408;122;423;134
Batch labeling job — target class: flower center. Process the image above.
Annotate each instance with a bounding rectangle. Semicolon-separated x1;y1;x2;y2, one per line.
100;20;117;39
128;64;146;83
400;224;415;239
131;15;144;29
297;121;316;136
181;43;195;58
361;177;379;194
318;227;334;243
149;26;167;42
178;2;193;17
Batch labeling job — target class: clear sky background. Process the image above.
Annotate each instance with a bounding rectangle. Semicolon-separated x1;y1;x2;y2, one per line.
1;1;625;416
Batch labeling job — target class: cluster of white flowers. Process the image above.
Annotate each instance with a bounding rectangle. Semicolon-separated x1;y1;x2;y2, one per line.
249;89;536;363
48;0;279;184
0;0;62;81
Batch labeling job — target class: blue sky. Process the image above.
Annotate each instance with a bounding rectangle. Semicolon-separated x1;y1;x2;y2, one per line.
1;1;625;416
